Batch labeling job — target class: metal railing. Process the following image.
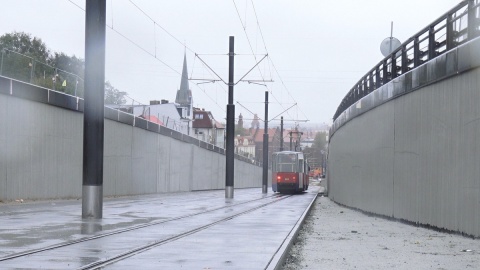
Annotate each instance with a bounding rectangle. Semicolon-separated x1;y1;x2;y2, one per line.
333;0;480;120
0;48;84;97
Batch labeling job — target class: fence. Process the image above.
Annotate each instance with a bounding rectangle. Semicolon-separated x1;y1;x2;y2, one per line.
333;0;480;120
0;48;84;97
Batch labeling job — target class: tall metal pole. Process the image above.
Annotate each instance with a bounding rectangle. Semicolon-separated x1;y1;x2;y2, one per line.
82;0;106;219
262;90;269;193
225;36;235;199
280;116;284;151
289;131;293;151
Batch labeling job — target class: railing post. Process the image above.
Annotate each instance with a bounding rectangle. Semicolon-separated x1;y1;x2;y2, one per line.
363;77;367;96
0;50;4;76
382;59;388;84
30;58;35;84
468;0;478;40
391;54;397;79
428;26;436;60
375;65;381;89
401;44;408;74
368;72;377;93
446;13;455;50
414;36;420;68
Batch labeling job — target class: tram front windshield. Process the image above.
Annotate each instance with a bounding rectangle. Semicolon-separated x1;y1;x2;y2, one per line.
276;153;297;172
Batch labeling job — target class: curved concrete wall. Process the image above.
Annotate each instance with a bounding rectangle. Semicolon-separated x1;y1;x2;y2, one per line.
0;82;268;201
328;38;480;237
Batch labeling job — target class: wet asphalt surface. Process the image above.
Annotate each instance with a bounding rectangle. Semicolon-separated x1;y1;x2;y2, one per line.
282;183;480;270
0;187;318;269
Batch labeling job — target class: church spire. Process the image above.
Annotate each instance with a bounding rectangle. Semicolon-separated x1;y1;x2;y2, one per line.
175;53;193;118
179;52;189;93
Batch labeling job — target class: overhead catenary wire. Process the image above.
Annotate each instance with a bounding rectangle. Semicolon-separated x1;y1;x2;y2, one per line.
128;0;196;54
232;0;295;121
65;0;226;113
236;102;263;121
127;0;230;96
249;0;309;121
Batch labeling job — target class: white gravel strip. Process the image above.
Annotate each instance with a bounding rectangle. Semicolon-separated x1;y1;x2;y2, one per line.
282;192;480;270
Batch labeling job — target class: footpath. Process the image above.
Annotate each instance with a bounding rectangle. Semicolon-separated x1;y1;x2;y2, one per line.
282;184;480;270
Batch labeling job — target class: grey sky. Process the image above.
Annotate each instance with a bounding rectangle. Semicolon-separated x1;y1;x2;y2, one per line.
0;0;461;126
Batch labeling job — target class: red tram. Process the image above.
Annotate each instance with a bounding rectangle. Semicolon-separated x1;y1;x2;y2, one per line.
272;151;309;193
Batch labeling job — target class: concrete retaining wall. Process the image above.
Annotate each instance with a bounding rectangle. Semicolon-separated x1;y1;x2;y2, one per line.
0;80;268;201
328;38;480;237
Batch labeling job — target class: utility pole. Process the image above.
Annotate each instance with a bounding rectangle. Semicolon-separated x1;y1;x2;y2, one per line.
289;129;303;152
82;0;106;219
289;131;293;151
225;36;235;199
280;116;284;151
262;90;269;193
193;37;270;197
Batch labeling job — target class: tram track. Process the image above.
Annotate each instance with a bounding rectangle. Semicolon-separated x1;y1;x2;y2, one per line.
78;194;293;270
0;193;291;267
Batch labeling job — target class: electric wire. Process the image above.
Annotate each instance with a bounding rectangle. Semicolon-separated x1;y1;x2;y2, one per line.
127;0;229;96
128;0;196;54
65;0;225;113
249;1;309;121
236;102;263;121
232;0;295;121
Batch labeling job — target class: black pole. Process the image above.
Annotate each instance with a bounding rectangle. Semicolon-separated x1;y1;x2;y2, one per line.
289;132;293;151
82;0;106;219
225;36;235;199
262;91;269;193
280;116;284;151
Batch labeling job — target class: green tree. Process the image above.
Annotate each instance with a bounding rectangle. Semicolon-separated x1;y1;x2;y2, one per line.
0;31;50;62
313;131;327;151
104;81;128;105
0;32;51;83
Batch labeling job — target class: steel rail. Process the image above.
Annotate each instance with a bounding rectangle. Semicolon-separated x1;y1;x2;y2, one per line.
0;193;282;262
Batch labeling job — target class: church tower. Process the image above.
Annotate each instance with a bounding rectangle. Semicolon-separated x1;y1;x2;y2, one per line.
175;53;193;118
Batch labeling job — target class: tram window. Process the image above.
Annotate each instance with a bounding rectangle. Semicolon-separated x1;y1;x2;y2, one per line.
299;159;304;173
275;153;297;172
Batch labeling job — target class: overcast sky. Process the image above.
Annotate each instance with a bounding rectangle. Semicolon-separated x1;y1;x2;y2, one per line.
0;0;462;127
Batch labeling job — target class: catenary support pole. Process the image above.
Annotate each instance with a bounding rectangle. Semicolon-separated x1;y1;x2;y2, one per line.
82;0;106;219
280;116;284;151
262;90;269;193
225;36;235;199
289;131;293;151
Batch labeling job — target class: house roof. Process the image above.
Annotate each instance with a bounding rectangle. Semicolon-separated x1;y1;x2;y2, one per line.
192;110;213;128
250;128;278;143
214;120;225;129
235;135;255;146
141;115;164;126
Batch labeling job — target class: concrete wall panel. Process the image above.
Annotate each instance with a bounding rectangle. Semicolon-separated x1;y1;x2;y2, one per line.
329;67;480;237
1;89;266;201
0;93;6;201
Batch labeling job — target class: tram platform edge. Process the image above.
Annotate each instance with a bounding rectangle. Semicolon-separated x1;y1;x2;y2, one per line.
266;190;318;270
